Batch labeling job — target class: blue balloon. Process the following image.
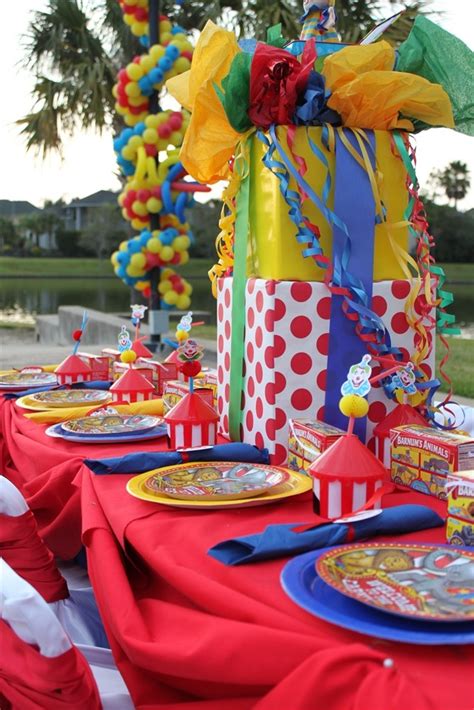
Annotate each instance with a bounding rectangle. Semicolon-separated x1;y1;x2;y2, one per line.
139;36;149;48
127;239;142;253
160;229;173;246
116;251;127;264
117;265;127;279
138;76;153;95
159;57;173;72
134;122;146;135
122;128;134;141
166;45;180;60
149;67;164;85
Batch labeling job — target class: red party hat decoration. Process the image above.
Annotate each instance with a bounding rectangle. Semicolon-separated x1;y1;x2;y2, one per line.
165;391;218;449
309;434;388;520
55;354;92;385
110;368;154;404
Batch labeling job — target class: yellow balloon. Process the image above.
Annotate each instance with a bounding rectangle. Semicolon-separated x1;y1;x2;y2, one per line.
131;218;146;230
145;115;160;129
158;279;172;294
125;82;140;98
160;20;172;32
140;56;155;72
160;246;174;262
150;45;165;62
179;251;189;265
121;146;135;160
172;235;190;252
161;268;174;278
183;283;193;296
130;253;146;269
147;237;161;253
146;197;161;213
132;201;148;217
128;135;143;149
176;294;191;310
339;394;369;419
135;281;148;291
143;128;157;144
126;63;144;81
163;290;178;305
174;57;191;74
119;241;129;251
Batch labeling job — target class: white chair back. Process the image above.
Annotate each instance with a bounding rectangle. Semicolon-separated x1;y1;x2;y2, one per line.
0;559;71;658
0;476;28;516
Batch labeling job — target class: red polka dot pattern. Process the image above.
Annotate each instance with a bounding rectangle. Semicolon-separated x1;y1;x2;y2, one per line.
217;277;436;458
371;295;387;317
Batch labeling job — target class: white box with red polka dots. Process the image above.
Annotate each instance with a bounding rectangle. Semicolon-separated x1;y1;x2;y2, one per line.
217;278;435;465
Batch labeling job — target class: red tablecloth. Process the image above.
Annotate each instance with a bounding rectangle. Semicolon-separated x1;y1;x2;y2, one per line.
2;397;474;709
0;397;174;558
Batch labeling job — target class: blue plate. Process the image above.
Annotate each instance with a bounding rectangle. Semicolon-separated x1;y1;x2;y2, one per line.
281;547;474;645
46;423;167;444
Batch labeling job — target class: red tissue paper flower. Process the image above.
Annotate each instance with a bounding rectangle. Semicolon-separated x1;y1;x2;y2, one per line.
248;40;317;129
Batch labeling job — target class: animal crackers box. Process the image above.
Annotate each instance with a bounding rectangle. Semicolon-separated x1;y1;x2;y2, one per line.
288;419;346;474
446;471;474;546
390;425;474;499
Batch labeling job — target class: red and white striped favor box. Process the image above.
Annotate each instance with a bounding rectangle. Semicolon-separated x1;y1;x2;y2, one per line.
217;278;435;465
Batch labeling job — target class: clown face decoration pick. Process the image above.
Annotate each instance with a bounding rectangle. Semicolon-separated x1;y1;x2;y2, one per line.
118;325;133;352
391;362;417;395
341;354;372;398
178;339;203;363
130;304;147;326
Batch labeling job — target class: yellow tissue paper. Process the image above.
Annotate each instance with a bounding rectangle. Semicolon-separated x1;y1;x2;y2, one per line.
323;43;454;131
166;20;242;183
25;398;164;425
323;41;396;90
247;126;409;282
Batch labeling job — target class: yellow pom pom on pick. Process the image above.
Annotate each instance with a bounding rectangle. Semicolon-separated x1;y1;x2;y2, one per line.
339;394;369;419
175;328;189;343
120;349;137;364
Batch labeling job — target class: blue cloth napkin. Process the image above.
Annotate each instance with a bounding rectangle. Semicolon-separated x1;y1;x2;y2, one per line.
208;505;444;565
84;443;270;475
3;380;112;399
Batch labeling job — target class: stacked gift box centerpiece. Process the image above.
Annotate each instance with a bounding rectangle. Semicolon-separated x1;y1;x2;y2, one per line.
167;1;469;465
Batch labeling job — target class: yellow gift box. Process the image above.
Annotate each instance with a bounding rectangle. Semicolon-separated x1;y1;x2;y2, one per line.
246;127;409;282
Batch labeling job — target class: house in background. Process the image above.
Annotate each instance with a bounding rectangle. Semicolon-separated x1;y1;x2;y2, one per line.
0;200;57;250
63;190;119;232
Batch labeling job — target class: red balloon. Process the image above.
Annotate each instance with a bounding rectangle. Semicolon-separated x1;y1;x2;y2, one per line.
145;144;157;157
171;253;180;265
158;124;172;139
169;114;182;130
72;329;82;341
143;286;151;298
180;360;201;378
137;188;151;202
150;185;161;198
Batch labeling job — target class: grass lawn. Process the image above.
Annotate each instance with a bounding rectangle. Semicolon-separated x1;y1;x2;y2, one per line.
436;337;474;399
1;258;471;282
0;256;214;278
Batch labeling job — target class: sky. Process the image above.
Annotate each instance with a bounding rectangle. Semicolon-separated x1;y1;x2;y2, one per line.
0;0;473;209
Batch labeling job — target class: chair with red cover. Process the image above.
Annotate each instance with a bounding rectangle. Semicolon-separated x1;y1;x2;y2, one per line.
0;560;134;710
0;476;107;647
0;559;102;710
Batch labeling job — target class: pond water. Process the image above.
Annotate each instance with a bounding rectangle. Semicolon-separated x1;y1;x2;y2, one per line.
0;277;217;326
0;278;472;333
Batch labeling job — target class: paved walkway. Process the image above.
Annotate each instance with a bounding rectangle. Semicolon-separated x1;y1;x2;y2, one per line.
1;329;472;408
0;329;217;370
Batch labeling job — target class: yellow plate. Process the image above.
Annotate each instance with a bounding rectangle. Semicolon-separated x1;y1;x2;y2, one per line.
126;465;312;509
15;396;55;411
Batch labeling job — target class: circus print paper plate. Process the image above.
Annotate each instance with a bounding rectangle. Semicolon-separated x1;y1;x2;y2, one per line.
61;413;160;436
28;389;112;408
127;467;310;509
316;543;474;622
141;462;290;501
0;372;57;389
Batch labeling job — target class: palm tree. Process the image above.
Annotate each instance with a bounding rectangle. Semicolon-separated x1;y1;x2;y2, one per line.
437;161;471;209
19;0;431;155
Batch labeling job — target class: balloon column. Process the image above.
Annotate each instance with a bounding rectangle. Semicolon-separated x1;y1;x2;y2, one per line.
111;8;208;310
